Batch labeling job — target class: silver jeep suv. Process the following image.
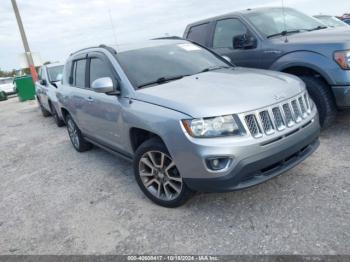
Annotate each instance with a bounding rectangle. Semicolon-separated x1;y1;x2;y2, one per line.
57;39;320;207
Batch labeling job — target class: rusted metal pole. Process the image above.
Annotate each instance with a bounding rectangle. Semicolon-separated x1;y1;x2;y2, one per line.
11;0;38;81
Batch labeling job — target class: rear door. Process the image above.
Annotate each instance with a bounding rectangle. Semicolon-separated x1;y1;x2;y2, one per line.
185;22;212;46
210;18;262;67
68;57;92;134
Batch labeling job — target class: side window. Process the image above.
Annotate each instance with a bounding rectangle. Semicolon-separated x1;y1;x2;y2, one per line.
213;19;248;48
39;67;46;80
38;68;42;80
72;59;87;88
89;58;113;86
186;23;209;45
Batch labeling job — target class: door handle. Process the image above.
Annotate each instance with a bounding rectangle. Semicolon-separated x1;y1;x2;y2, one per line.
86;97;94;102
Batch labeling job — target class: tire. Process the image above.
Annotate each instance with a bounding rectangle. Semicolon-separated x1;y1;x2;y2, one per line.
65;114;92;152
50;103;65;127
134;138;193;208
300;76;337;129
37;97;51;117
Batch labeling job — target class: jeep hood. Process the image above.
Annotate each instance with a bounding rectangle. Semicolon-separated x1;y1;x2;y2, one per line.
134;68;305;118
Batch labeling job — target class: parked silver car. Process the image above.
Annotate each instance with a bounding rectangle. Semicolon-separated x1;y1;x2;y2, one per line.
35;63;65;127
57;39;320;207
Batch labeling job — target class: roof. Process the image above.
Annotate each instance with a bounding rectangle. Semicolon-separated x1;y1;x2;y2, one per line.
110;38;188;53
186;6;294;27
314;15;333;18
45;62;64;68
70;38;189;57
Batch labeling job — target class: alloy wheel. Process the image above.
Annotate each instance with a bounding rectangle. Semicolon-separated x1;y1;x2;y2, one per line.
67;118;80;148
138;151;183;201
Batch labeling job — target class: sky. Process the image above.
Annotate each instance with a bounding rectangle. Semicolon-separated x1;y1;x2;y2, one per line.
0;0;349;70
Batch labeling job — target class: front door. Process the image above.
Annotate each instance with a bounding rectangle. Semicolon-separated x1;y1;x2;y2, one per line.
82;54;124;151
211;18;262;68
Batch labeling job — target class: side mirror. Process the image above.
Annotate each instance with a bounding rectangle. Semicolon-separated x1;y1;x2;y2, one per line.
91;77;117;94
233;33;257;49
40;79;47;86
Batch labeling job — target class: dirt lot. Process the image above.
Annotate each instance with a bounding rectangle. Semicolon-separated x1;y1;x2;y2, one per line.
0;97;349;255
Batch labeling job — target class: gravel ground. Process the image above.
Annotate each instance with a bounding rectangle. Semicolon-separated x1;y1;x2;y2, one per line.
0;97;349;255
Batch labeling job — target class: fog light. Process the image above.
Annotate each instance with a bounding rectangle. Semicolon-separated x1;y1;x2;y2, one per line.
206;157;231;171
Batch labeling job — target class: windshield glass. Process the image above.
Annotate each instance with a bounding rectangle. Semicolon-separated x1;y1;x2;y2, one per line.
315;16;348;27
47;65;64;81
116;43;229;88
0;78;13;85
245;8;325;37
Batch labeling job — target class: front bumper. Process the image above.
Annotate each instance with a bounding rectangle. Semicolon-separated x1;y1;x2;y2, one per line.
332;85;350;108
174;114;320;193
184;136;319;193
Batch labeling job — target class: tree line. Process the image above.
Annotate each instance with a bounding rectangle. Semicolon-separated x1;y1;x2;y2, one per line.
0;68;17;78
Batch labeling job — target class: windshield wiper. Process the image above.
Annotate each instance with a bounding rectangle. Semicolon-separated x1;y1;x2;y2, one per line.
267;30;302;38
138;74;189;89
200;66;231;73
308;25;328;31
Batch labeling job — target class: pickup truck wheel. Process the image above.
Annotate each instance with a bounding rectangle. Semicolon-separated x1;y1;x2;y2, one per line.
50;103;65;127
37;97;51;117
300;76;337;128
66;114;92;152
134;138;193;207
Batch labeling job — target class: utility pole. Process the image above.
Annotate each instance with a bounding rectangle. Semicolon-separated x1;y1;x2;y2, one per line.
11;0;38;81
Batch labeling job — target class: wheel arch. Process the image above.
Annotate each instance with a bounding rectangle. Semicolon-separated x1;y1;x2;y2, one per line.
129;127;166;153
60;107;70;122
270;51;336;85
281;65;337;103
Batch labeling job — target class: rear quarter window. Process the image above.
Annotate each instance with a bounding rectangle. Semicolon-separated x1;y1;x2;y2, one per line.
186;23;209;45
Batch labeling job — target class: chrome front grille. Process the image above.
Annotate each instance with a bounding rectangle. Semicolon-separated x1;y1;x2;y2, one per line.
298;96;307;117
259;111;274;135
282;103;294;127
291;100;302;123
245;115;262;138
272;107;285;131
243;93;312;138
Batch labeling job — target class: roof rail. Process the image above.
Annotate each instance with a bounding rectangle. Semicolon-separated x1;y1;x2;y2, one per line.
99;44;117;54
151;36;184;40
70;44;117;56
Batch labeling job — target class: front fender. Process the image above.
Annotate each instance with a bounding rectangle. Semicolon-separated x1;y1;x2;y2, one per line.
270;51;337;85
122;99;191;158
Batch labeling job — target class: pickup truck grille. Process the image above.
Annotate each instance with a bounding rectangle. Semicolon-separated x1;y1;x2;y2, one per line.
243;93;312;138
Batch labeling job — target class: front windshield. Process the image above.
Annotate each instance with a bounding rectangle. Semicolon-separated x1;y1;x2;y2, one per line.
245;8;325;37
315;16;348;27
116;42;229;88
0;78;13;84
47;65;64;82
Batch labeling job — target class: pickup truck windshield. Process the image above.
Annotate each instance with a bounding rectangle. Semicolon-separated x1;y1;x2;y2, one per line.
47;65;64;82
314;16;348;27
116;43;229;89
245;8;326;38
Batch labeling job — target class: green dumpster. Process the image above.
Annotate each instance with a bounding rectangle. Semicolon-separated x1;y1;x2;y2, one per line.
15;75;36;102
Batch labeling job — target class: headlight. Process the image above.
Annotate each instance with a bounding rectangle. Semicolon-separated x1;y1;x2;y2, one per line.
181;115;242;138
334;50;350;70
